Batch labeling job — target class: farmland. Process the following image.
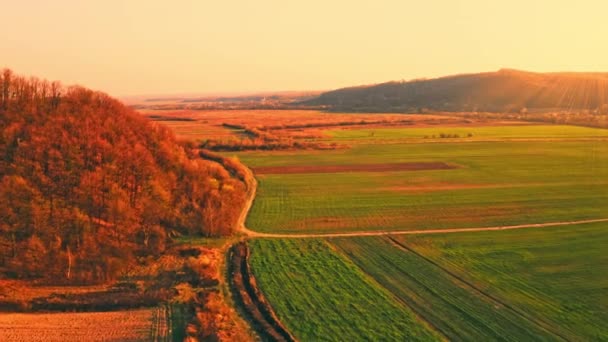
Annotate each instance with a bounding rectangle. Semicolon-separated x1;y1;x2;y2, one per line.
152;110;608;340
239;138;608;234
248;222;608;341
248;239;440;341
7;3;608;340
398;221;608;341
326;124;608;142
0;307;167;342
145;109;514;145
159;119;240;142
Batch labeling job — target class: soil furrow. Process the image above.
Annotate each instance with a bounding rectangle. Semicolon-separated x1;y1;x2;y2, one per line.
228;242;297;342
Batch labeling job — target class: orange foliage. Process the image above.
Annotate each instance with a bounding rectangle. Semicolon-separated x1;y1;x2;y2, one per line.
0;69;247;284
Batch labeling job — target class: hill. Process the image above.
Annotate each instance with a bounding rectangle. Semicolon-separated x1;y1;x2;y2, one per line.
306;69;608;113
0;69;248;284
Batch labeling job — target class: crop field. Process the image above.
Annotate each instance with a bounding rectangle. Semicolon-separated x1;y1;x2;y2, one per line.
326;124;608;142
239;137;608;234
249;222;608;341
235;120;608;340
148;109;520;143
0;307;167;341
248;239;440;341
147;109;459;129
157;113;608;340
396;221;608;341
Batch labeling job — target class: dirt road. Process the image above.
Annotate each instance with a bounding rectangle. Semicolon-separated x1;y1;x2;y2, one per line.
243;218;608;239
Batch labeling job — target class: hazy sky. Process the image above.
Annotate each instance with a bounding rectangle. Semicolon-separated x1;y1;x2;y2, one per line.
2;0;607;96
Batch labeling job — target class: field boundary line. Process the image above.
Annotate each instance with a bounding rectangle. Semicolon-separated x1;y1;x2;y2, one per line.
243;218;608;238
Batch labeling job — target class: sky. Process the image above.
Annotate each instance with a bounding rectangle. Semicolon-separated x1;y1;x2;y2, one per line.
1;0;608;96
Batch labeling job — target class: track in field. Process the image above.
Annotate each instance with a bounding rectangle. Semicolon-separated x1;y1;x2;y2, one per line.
242;217;608;238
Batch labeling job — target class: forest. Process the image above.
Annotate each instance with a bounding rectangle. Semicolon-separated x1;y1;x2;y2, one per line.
0;69;248;284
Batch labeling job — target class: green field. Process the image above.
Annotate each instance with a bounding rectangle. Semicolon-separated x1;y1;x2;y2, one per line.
239;138;608;234
326;124;608;141
237;123;608;340
397;222;608;341
248;239;440;341
249;222;608;341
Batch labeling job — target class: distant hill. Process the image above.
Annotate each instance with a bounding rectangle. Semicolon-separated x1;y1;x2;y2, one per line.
124;91;323;110
306;69;608;113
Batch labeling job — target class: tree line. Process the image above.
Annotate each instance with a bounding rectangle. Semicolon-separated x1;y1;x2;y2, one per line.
0;69;248;284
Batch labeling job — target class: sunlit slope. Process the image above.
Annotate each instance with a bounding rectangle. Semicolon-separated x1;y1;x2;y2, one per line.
307;69;608;112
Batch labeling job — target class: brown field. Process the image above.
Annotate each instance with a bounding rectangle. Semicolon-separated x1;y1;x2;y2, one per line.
141;109;445;124
144;109;527;143
158;120;238;141
142;109;523;129
252;161;457;174
0;308;162;342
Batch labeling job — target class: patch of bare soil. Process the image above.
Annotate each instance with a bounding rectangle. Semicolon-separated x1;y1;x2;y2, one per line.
253;162;458;174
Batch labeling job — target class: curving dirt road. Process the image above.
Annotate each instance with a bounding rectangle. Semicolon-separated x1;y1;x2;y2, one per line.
235;164;258;236
237;165;608;239
244;218;608;239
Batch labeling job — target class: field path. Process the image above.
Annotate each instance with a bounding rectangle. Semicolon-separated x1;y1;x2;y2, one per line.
236;165;258;236
237;165;608;239
243;218;608;238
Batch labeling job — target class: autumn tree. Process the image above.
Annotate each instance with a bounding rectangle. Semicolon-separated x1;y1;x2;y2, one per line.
0;69;248;284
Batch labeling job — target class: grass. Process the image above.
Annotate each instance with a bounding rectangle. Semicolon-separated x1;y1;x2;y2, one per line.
331;237;558;341
398;221;608;341
238;123;608;340
249;223;608;341
326;124;608;141
248;239;440;341
242;139;608;234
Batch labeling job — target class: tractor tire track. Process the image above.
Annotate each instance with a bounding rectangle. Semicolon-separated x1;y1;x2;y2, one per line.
386;236;571;341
